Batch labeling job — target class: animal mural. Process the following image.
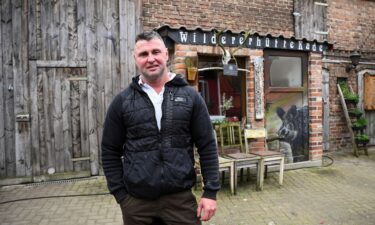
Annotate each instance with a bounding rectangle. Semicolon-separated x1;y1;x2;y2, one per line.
276;105;309;162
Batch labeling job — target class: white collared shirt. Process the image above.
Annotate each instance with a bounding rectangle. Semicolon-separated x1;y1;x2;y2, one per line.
139;73;176;130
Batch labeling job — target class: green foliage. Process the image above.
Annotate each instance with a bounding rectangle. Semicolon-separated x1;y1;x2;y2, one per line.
185;57;198;68
345;92;359;104
211;119;224;125
338;80;359;104
355;134;369;142
338;80;349;93
356;118;368;126
352;118;368;130
348;108;363;117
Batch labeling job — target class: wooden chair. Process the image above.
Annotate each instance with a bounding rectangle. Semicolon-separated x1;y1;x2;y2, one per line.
244;128;285;191
194;156;235;195
217;122;243;154
217;122;263;193
195;130;236;195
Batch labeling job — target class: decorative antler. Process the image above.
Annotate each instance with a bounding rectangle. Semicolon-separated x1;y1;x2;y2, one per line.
214;30;231;65
230;30;251;56
214;30;251;65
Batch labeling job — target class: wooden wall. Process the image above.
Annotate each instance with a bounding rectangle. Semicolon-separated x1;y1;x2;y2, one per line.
0;0;141;182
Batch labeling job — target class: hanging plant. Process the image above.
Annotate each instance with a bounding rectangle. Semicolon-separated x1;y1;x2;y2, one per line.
338;81;359;104
355;134;370;145
185;57;198;81
344;92;359;105
348;108;363;118
352;117;368;130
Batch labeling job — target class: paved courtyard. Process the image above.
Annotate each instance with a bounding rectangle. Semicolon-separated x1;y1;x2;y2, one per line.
1;148;375;225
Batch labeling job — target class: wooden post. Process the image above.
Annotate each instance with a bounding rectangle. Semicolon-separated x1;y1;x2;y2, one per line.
29;61;41;177
13;0;32;176
2;0;16;178
322;69;330;151
86;0;99;175
0;0;5;177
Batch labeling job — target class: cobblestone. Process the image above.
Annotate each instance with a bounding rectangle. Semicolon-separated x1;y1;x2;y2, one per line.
1;149;374;225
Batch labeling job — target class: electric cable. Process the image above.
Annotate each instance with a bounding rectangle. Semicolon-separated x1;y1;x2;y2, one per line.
322;154;334;167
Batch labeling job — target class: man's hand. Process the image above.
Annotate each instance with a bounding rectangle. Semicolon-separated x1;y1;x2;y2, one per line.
197;197;217;221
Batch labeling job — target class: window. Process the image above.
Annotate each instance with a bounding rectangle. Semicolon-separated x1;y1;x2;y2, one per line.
269;56;302;87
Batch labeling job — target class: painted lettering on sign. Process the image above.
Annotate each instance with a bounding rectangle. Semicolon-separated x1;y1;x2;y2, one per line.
167;29;327;53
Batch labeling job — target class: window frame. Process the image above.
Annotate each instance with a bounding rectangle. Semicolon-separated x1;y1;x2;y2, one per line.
264;50;308;94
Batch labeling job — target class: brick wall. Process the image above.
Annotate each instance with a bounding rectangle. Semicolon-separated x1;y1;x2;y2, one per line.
327;0;375;51
141;0;375;154
142;0;294;37
325;0;375;150
325;63;359;151
309;53;323;160
173;43;325;159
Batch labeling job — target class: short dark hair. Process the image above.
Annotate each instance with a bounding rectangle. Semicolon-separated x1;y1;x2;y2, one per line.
135;30;164;43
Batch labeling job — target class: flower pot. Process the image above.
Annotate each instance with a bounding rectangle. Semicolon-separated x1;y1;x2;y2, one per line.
345;100;357;109
352;125;366;131
348;111;362;118
187;67;197;81
355;139;369;145
355;134;370;146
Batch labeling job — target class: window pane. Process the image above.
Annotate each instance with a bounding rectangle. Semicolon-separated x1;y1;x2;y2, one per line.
269;56;302;87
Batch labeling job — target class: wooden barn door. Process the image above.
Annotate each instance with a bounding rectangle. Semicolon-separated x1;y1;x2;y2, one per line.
30;65;91;178
1;0;141;183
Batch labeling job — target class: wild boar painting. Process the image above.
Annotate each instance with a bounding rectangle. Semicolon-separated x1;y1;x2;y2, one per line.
276;105;309;162
266;103;309;163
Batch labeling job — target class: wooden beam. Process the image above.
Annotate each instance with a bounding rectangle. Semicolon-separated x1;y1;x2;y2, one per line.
29;61;41;176
36;60;87;68
86;0;99;176
314;2;329;7
13;0;32;177
0;0;5;177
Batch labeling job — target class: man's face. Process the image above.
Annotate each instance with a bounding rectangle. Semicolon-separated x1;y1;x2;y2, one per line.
134;38;169;81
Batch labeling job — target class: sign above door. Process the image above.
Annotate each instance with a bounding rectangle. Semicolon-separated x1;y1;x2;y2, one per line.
157;26;331;53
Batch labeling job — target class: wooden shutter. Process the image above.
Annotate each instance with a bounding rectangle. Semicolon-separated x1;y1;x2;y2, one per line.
364;73;375;110
294;0;328;41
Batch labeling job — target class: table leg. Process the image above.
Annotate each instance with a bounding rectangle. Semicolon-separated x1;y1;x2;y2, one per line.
279;157;284;185
257;158;265;191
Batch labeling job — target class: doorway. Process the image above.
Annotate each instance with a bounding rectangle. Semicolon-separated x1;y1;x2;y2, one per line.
264;50;309;162
197;56;247;121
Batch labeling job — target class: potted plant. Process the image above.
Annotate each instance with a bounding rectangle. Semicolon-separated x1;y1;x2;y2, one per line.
355;134;370;145
344;92;359;105
220;93;233;117
185;57;198;81
338;81;359;105
348;108;363;118
352;117;368;131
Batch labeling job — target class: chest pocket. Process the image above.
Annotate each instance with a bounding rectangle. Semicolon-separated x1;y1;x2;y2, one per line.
174;96;187;104
170;94;192;121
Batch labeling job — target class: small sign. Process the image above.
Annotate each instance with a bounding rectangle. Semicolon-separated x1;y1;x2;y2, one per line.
223;64;238;76
159;27;329;53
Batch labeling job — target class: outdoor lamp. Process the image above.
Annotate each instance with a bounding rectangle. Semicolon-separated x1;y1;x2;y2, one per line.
346;50;361;72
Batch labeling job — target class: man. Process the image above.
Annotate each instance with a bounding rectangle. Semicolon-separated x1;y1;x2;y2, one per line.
101;30;220;225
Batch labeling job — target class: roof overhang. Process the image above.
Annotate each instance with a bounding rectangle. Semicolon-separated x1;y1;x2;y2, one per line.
157;25;332;54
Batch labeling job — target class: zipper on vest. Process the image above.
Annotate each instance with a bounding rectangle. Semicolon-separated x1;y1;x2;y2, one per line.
169;91;174;101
